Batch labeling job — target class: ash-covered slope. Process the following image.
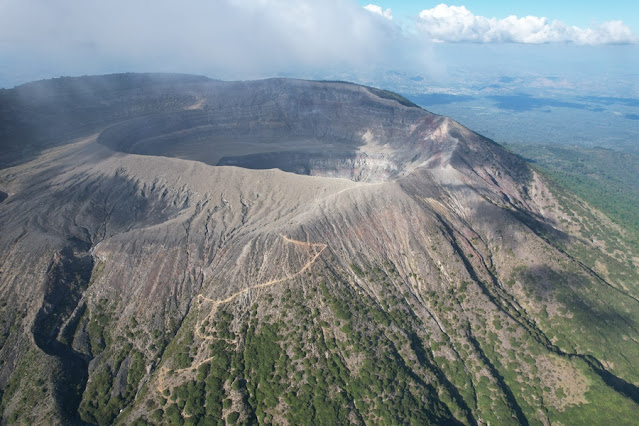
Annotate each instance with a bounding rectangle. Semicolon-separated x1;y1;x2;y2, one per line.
1;74;639;425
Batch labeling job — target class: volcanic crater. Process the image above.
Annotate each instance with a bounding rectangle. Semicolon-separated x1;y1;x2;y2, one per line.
96;79;471;182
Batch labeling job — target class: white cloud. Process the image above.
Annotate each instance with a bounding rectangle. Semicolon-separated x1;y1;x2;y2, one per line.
417;4;636;44
364;4;392;20
1;0;634;88
0;0;424;86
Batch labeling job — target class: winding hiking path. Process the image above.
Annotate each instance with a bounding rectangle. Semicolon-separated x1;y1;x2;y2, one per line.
155;234;327;393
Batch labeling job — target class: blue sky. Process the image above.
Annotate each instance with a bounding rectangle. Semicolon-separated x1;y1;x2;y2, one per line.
357;1;639;32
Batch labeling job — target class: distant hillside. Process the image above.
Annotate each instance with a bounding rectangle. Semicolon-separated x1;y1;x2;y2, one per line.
507;143;639;247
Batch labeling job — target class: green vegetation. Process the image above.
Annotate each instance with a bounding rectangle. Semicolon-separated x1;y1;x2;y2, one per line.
143;263;467;425
86;298;114;356
0;350;55;423
79;346;148;425
506;143;639;246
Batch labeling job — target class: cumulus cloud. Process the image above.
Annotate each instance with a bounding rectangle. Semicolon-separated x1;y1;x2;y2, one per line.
364;4;392;20
417;4;636;44
0;0;427;86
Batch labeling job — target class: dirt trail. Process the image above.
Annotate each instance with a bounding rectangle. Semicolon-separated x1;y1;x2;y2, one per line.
196;235;325;326
155;234;326;393
185;97;205;110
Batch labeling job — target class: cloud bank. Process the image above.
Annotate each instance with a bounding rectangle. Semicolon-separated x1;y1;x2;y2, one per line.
0;0;427;86
0;1;636;87
417;4;636;45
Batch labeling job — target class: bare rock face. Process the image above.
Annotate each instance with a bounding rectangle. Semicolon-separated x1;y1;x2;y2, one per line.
1;74;638;425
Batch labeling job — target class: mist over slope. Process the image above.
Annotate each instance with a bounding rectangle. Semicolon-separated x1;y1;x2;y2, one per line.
1;74;638;425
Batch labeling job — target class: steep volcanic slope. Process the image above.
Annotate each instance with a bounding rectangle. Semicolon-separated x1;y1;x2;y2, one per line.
0;75;638;425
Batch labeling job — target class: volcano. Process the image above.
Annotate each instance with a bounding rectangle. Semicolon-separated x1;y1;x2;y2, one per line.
1;74;638;425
